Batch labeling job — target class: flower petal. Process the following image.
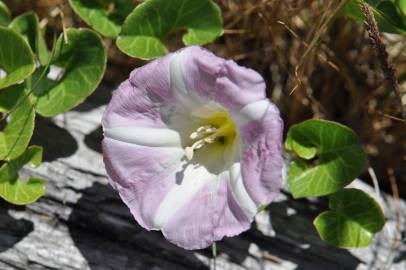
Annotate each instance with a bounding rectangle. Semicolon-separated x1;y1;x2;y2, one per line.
162;171;255;250
102;46;284;250
153;160;219;229
223;140;258;218
169;50;205;111
239;102;284;206
104;126;182;148
177;46;266;110
102;54;173;130
231;99;271;127
103;137;185;229
160;141;260;250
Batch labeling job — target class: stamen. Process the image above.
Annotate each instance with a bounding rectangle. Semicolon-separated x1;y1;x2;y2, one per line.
184;115;236;160
185;139;206;160
185;125;218;160
197;125;211;132
189;126;218;140
190;132;200;140
203;135;216;144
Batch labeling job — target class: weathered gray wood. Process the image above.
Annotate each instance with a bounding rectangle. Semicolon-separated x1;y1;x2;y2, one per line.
0;86;405;270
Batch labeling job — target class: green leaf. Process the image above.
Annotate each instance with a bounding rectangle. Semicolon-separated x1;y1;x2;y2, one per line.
398;0;406;25
32;28;107;117
314;188;385;248
342;0;406;34
286;119;367;198
377;1;406;30
0;83;25;112
9;11;50;65
0;145;45;205
0;26;35;89
287;159;308;183
116;0;223;59
285;137;317;160
0;86;35;160
397;0;406;16
69;0;135;38
0;1;11;25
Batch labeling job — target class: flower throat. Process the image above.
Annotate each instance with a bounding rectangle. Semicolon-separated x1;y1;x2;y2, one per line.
185;113;237;160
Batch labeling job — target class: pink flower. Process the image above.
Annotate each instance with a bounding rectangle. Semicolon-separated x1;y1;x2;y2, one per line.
102;46;283;249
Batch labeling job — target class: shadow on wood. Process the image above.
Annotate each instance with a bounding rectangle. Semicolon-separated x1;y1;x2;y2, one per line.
213;198;361;270
84;126;103;154
67;182;209;270
0;206;33;253
65;181;361;270
31;117;78;162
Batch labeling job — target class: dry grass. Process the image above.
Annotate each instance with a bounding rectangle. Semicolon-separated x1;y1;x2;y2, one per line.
5;0;406;196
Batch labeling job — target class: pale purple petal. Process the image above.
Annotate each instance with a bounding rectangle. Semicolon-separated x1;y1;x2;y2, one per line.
102;54;173;130
103;137;184;229
102;46;284;250
162;175;252;250
239;103;284;205
179;46;266;110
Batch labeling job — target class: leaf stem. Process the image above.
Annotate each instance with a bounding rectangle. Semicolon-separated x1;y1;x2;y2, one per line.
211;242;217;270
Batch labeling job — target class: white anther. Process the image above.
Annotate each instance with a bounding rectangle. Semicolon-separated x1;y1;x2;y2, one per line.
185;125;219;160
197;125;211;132
190;132;200;140
204;135;216;144
189;125;217;140
205;128;217;133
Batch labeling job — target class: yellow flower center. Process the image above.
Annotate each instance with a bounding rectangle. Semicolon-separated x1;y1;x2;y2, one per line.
185;113;237;160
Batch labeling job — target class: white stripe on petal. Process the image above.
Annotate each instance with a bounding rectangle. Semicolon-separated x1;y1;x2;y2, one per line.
153;161;218;228
228;162;258;217
224;141;258;218
104;127;182;148
231;99;270;127
170;52;205;111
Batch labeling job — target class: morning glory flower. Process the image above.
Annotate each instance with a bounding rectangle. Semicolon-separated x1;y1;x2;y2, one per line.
102;46;283;250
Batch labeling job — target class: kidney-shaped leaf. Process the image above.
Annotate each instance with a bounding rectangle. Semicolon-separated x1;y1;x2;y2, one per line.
9;11;50;65
0;1;11;26
33;28;107;117
0;86;35;161
314;188;385;248
286;119;367;198
116;0;223;59
69;0;135;38
0;145;45;205
0;26;35;89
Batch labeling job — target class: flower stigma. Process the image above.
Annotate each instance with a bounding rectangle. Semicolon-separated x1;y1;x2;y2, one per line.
185;112;237;160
